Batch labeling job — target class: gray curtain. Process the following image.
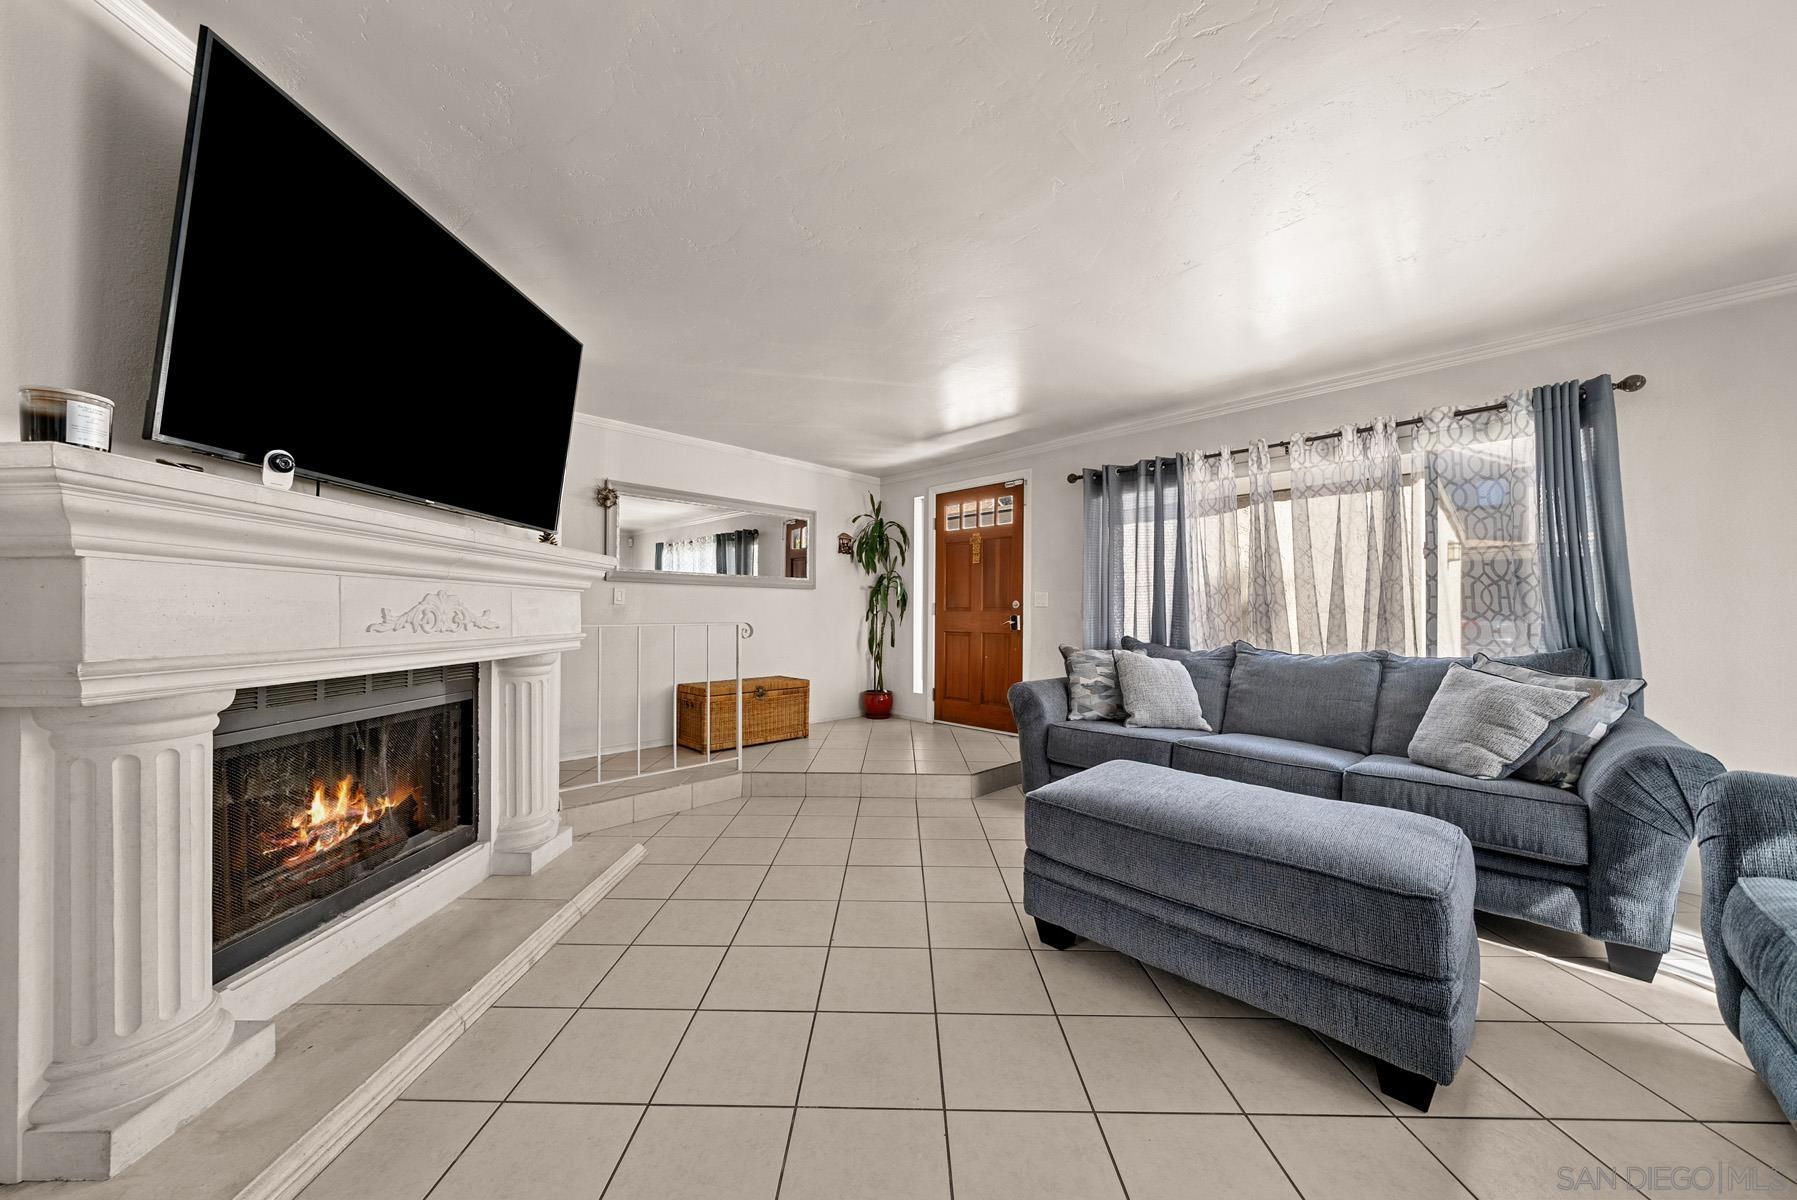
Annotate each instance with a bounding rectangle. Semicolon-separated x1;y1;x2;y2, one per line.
654;542;665;570
1081;457;1190;649
1533;374;1642;684
713;530;759;575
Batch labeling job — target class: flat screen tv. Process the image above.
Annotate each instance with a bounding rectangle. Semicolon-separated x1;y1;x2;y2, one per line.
147;27;582;533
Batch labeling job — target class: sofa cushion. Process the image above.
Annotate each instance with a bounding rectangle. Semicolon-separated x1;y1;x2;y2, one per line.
1169;733;1363;800
1023;760;1476;980
1371;648;1594;758
1344;754;1590;866
1122;638;1234;729
1221;642;1381;753
1045;721;1201;770
1725;877;1797;1049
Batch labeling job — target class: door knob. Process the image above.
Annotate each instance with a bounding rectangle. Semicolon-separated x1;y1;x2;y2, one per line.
1007;615;1021;631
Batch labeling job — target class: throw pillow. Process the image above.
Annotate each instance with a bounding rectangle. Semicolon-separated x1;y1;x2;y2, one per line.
1115;649;1211;730
1060;645;1123;721
1121;637;1236;729
1471;653;1645;788
1408;664;1584;780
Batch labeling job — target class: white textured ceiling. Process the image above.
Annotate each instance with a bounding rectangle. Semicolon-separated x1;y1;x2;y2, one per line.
147;0;1797;475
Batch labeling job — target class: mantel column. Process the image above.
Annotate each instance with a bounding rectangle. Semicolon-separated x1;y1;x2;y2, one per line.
488;652;573;874
25;689;274;1179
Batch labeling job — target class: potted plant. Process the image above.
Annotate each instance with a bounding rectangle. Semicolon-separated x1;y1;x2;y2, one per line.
850;492;910;719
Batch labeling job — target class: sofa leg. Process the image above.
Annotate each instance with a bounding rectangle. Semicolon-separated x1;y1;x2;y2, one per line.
1033;917;1078;950
1605;943;1663;982
1375;1061;1437;1113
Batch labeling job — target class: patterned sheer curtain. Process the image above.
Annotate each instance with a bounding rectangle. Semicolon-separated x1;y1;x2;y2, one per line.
1180;440;1295;650
1414;391;1545;657
1239;442;1292;650
1183;449;1243;646
658;536;716;573
1288;417;1418;655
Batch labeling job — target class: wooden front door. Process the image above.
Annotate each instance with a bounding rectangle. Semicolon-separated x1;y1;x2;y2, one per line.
934;481;1024;732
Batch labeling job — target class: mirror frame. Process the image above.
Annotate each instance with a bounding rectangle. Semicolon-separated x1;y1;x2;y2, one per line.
601;479;819;590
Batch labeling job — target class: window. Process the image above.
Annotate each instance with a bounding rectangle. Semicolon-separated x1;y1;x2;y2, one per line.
1095;405;1546;657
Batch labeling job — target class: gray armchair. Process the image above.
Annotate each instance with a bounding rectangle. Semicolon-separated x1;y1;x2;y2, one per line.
1696;770;1797;1121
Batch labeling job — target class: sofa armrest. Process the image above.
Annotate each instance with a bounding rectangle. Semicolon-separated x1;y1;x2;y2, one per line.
1697;771;1797;1030
1577;712;1723;951
1008;678;1069;795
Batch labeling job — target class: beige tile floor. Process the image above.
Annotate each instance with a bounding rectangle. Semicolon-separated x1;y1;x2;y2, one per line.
302;772;1795;1200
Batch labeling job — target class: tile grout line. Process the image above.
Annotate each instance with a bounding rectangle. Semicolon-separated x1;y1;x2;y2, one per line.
417;866;680;1200
924;804;956;1200
594;858;737;1200
1010;818;1134;1198
1153;973;1309;1198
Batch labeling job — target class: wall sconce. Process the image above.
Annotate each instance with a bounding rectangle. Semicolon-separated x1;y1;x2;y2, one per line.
837;532;853;555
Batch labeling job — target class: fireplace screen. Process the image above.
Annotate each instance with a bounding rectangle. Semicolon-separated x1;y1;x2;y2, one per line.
212;668;476;979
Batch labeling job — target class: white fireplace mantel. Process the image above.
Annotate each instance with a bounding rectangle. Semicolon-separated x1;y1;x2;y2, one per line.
0;442;612;706
0;442;614;1182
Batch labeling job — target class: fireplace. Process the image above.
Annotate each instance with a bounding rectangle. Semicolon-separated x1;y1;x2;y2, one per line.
212;665;478;980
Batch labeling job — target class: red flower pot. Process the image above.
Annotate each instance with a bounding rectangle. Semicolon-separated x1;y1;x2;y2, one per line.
861;689;894;719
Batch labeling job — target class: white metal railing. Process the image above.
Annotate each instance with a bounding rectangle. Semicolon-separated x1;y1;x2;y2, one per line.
581;621;754;783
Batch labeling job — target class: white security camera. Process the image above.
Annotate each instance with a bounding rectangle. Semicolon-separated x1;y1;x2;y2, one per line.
261;449;297;491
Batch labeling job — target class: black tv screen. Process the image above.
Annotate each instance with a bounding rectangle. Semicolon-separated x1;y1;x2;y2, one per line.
147;28;581;532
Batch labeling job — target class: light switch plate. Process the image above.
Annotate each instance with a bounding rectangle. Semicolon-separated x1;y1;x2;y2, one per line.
612;587;627;605
1034;591;1050;608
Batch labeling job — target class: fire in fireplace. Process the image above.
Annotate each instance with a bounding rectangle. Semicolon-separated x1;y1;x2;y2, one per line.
212;665;477;979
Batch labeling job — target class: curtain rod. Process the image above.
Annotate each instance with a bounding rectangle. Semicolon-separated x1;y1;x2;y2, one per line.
1065;373;1645;482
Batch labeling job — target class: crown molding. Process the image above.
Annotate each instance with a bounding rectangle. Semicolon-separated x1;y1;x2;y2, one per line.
571;412;880;486
90;0;196;73
879;270;1797;484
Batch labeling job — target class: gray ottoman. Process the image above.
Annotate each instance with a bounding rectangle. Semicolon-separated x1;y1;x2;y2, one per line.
1024;759;1479;1111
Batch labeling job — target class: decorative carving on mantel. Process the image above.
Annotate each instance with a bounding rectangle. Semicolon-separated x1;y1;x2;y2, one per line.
595;485;619;509
365;589;503;635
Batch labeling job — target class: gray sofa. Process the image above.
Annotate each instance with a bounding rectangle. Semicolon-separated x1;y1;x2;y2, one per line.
1697;770;1797;1120
1010;639;1724;981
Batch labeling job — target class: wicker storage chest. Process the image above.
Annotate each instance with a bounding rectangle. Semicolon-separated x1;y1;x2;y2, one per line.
677;675;810;753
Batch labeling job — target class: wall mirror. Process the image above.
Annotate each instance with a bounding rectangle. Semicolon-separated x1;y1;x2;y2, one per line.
601;480;816;589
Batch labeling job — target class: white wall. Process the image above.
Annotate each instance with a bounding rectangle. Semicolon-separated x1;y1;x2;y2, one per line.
883;289;1797;776
0;0;191;452
558;418;877;759
0;1;547;543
